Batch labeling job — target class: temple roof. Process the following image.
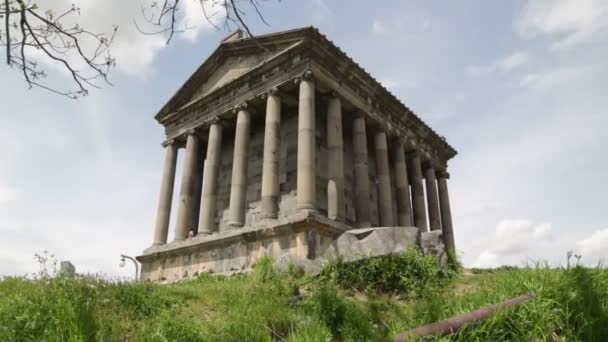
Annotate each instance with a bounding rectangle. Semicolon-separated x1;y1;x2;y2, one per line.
156;27;457;159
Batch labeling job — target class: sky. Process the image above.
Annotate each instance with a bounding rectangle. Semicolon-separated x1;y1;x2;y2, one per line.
1;0;607;278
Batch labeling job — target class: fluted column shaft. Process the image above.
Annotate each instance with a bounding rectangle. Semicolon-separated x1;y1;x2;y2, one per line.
408;153;428;231
352;115;371;227
198;121;223;234
425;166;441;231
296;76;316;211
327;96;345;221
438;172;456;253
228;108;251;228
174;133;200;241
261;92;281;219
152;141;178;245
374;131;394;226
393;143;413;226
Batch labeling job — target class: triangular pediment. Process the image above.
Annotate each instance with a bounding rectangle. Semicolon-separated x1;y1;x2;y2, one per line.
156;28;312;120
188;49;284;103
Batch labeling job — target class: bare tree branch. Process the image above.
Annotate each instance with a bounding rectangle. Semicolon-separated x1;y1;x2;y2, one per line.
1;0;116;98
4;0;9;64
0;0;275;99
141;0;272;45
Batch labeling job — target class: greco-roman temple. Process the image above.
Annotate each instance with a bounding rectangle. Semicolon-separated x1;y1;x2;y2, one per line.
137;27;457;282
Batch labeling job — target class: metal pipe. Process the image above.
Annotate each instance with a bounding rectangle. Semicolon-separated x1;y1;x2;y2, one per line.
120;254;139;281
393;293;534;341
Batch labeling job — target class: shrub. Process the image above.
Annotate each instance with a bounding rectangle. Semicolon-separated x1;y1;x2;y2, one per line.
300;285;377;341
320;248;456;296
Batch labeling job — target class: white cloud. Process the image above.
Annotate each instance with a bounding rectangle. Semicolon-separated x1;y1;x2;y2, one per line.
472;251;500;268
471;220;559;268
21;0;223;79
518;66;591;90
517;0;608;50
577;228;608;262
492;220;553;255
180;0;225;42
372;20;386;34
0;183;18;204
468;51;531;76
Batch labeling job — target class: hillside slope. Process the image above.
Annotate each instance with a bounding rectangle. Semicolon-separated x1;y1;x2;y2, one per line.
1;251;607;341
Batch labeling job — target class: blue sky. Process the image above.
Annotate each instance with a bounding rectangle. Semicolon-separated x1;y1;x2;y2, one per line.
1;0;607;278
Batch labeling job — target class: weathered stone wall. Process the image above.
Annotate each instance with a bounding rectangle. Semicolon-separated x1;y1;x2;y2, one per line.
368;141;380;227
141;230;310;282
189;97;409;238
140;211;351;282
343;128;356;223
211;108;300;232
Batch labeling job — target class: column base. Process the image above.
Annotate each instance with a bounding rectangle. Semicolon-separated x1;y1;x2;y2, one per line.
296;203;317;211
260;213;279;220
227;222;244;229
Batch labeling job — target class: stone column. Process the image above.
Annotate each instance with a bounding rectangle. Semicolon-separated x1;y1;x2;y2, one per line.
152;140;178;245
425;165;442;231
408;152;428;231
228;104;251;228
261;89;281;219
393;142;413;226
296;72;316;212
189;149;205;236
174;131;200;241
374;131;394;226
352;114;371;227
198;120;223;234
437;170;456;253
327;94;345;221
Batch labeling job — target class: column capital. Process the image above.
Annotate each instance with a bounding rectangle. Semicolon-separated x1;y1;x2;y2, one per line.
394;137;408;147
405;148;422;159
294;69;314;84
405;138;419;151
436;169;450;179
352;111;367;120
232;101;249;113
161;139;176;148
209;116;227;127
261;86;280;99
183;128;198;138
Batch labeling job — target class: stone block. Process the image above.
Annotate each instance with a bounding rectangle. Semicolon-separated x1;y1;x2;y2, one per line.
421;230;448;264
321;227;419;261
60;261;76;276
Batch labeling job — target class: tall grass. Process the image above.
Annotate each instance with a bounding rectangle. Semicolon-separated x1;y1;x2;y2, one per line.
0;252;606;341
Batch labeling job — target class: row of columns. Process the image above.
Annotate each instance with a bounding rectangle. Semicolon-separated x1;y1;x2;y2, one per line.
348;107;455;252
151;84;294;245
151;74;455;253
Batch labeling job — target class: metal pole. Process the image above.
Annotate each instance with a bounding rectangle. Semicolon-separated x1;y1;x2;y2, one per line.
120;254;139;281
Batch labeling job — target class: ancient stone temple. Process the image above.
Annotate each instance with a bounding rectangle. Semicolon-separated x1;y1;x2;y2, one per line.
137;27;457;282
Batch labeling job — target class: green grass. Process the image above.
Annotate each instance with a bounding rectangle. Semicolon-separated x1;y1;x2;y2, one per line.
1;250;607;341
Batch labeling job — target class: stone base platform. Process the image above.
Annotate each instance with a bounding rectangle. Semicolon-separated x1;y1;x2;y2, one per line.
137;211;446;283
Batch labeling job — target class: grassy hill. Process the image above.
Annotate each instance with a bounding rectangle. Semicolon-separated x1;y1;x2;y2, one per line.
1;250;607;341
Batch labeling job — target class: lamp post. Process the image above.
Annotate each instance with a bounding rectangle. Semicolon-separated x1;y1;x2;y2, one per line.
120;254;139;281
